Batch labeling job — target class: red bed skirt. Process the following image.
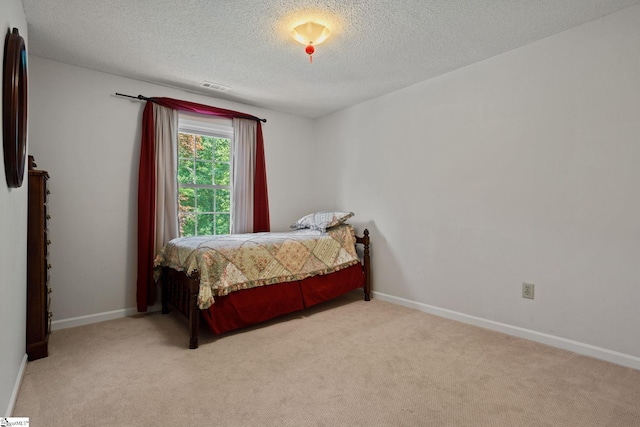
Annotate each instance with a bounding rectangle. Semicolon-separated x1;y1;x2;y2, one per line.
201;263;365;335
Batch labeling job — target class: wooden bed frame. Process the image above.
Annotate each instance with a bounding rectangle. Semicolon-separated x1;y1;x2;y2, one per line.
161;229;371;349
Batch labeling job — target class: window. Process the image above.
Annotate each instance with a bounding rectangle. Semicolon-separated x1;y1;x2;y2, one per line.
177;114;233;237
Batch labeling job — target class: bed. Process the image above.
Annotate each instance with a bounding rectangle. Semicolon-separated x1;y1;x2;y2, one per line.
154;212;370;349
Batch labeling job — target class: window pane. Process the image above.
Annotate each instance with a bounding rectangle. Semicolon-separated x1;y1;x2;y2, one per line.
179;133;195;159
178;159;194;184
197;214;215;235
196;188;215;213
215;138;231;162
179;187;195;212
195;161;213;185
197;136;214;161
214;162;230;185
180;213;196;237
216;214;230;235
215;189;231;213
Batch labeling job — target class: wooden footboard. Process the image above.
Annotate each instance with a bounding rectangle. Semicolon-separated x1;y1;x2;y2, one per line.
161;229;371;349
161;267;201;349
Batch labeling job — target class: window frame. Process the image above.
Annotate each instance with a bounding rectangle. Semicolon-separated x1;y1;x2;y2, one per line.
177;112;234;237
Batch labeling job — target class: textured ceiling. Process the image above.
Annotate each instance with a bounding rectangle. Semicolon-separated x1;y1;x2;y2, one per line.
22;0;640;118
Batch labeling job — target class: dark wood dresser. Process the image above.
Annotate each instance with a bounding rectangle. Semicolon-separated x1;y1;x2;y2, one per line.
26;156;51;360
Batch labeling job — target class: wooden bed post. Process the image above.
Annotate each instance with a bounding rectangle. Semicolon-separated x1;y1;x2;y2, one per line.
161;267;170;315
187;275;200;349
357;229;371;301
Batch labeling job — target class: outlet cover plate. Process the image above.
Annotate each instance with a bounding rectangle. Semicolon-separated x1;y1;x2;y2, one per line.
522;283;535;299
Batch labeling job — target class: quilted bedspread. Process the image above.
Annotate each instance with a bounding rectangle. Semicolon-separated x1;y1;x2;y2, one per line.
153;224;361;309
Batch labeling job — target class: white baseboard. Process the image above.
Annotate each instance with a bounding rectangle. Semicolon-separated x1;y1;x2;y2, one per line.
51;305;162;331
6;354;27;417
373;291;640;371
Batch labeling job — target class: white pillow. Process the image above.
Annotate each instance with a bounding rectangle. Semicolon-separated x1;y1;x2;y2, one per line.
290;211;354;232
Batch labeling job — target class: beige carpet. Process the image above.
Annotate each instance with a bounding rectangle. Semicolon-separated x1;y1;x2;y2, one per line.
14;292;640;426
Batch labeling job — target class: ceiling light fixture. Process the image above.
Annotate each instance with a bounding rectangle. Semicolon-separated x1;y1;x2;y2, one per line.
291;22;330;63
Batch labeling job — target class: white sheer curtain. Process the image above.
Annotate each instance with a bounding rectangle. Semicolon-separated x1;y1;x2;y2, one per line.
231;118;257;234
153;103;179;253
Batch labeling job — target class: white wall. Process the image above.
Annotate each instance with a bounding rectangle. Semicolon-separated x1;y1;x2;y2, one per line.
27;56;317;322
315;5;640;363
1;0;28;416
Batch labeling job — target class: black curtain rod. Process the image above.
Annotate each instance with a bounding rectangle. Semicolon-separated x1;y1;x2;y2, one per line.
115;92;150;101
114;92;267;123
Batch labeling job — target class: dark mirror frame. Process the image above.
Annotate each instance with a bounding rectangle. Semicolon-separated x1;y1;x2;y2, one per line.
3;27;28;188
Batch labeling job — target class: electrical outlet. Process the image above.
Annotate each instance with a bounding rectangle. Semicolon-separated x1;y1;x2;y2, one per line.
522;283;535;299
